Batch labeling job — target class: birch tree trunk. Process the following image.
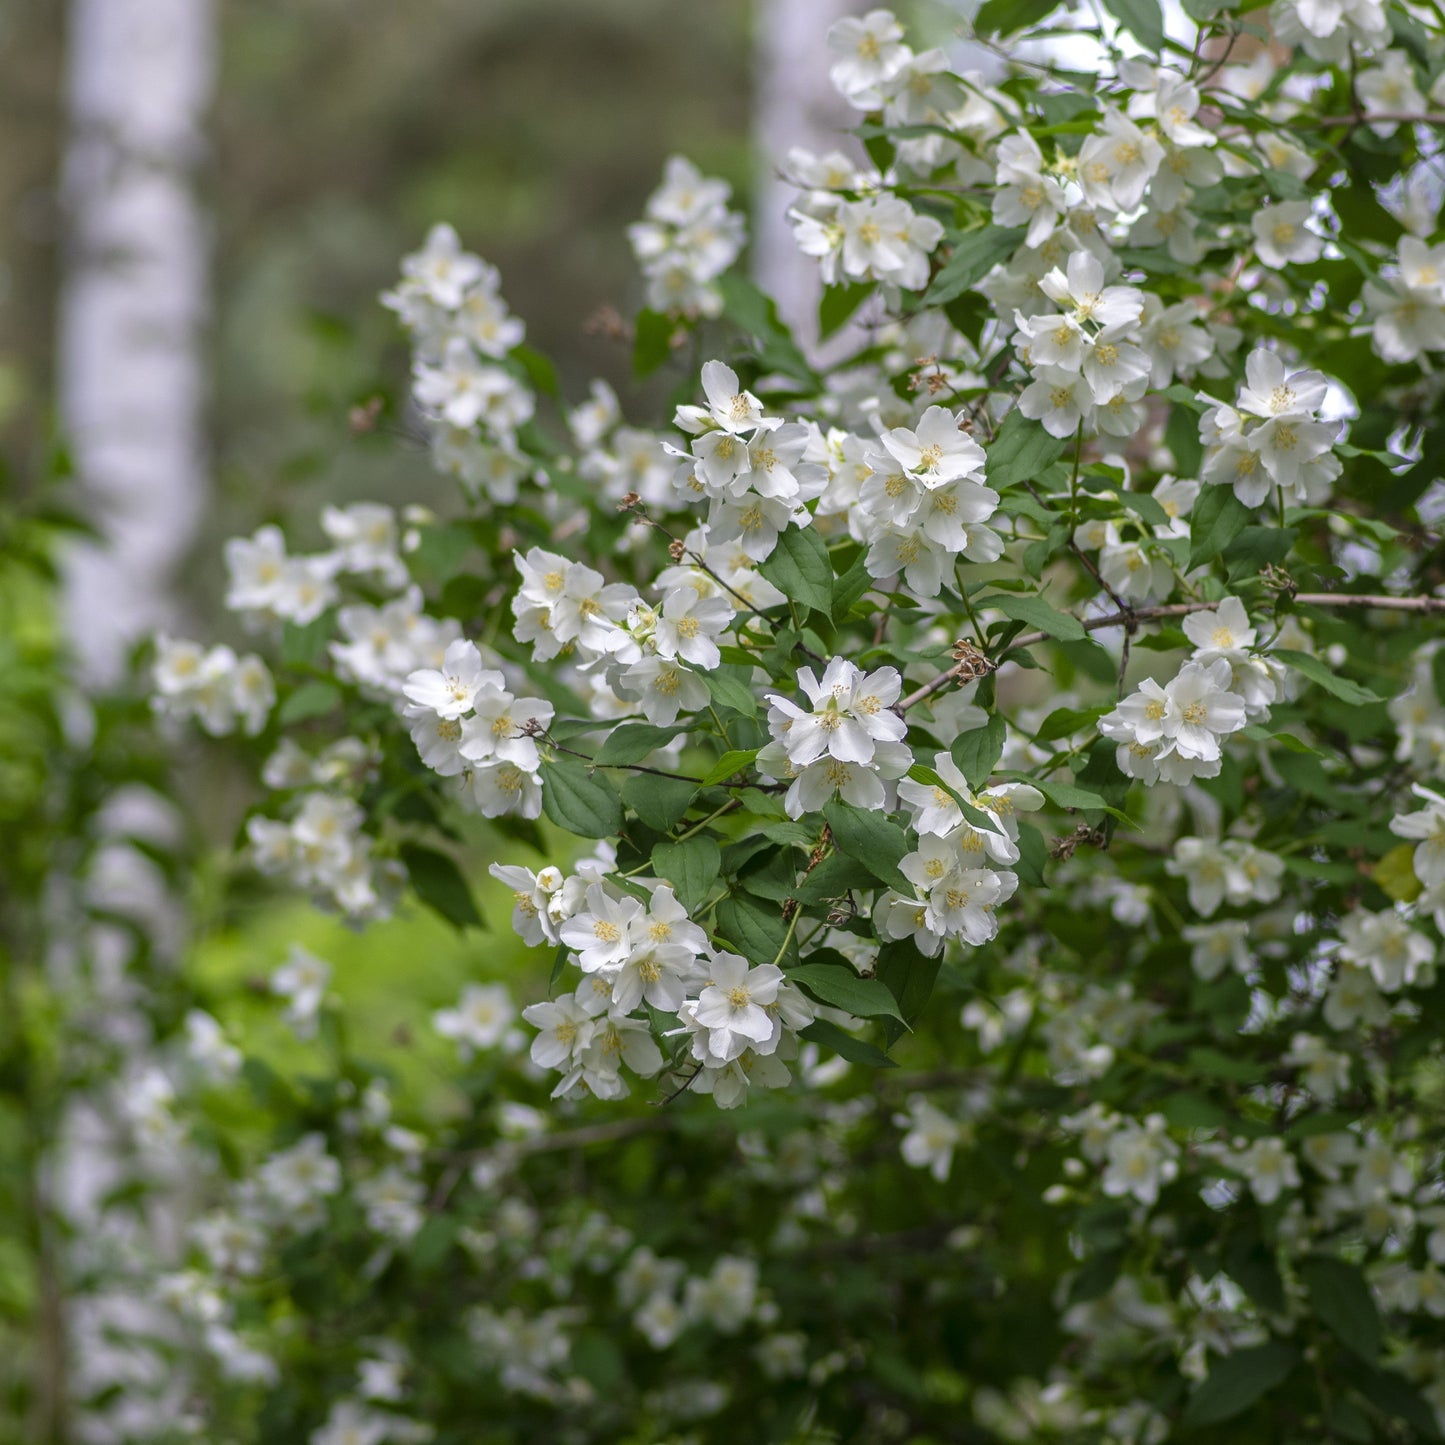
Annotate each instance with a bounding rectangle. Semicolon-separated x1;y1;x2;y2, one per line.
59;0;215;684
54;2;216;1437
751;0;863;352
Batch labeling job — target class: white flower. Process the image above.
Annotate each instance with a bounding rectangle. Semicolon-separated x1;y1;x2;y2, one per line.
1282;1033;1350;1101
684;1255;759;1333
766;657;905;767
272;945;332;1037
1182;921;1252;981
1364;238;1445;363
653;587;731;669
259;1132;342;1213
1235;349;1329;422
896;1096;963;1182
1251;201;1323;269
619;654;711;726
1236;1137;1300;1204
1166;659;1247;762
1101;1115;1178;1206
459;682;553;771
827;8;910;107
469;760;543;820
1018;366;1094;438
400;221;487;309
692;951;785;1062
183;1010;242;1082
402;639;495;720
490;863;563;946
1337;908;1432;992
1356;50;1427;136
993;131;1067;247
521;993;597;1071
559;883;643;974
1077;109;1163;212
1390;784;1445;888
413;337;534;435
434;984;516;1058
877;405;986;483
1322;963;1389;1031
1038;251;1144;332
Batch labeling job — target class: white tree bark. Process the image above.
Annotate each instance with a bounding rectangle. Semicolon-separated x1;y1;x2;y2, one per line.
751;0;864;351
55;3;216;1437
59;0;215;684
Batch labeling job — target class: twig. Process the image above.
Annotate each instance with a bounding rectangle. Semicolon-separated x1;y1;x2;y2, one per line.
900;593;1445;710
1298;111;1445;127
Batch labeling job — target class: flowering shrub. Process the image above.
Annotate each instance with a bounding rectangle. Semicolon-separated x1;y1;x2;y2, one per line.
131;2;1445;1442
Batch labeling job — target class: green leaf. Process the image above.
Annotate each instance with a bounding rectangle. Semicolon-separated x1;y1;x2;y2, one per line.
541;759;623;838
988;592;1086;641
280;613;332;667
823;801;912;892
633;308;676;378
1102;0;1164;50
876;939;942;1037
922;226;1026;305
511;343;559;397
819;281;873;339
1224;525;1295;582
787;963;906;1022
1181;1342;1299;1430
700;748;759;786
1013;823;1047;886
409;1214;459;1272
621;774;697;831
1115;489;1170;528
399;844;484;931
950;714;1006;790
277;681;341;726
408;524;472;584
792;853;878;902
650;836;722;913
716;273;817;384
974;0;1062;34
1302;1256;1383;1362
758;525;834;615
1187;486;1253;569
985;407;1068;491
1036;705;1107;741
705;666;758;717
831;552;873;622
1028;775;1128;821
1272;649;1384;707
594;723;684;767
800;1017;898;1068
716;894;793;968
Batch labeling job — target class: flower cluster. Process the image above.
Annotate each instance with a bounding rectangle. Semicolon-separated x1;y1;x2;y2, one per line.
668;359;828;563
384;224;536;504
1016;251;1154;440
152;635;274;737
401;639;553;819
1365;237;1445;364
510;860;817;1110
757;657;911;819
1198;348;1341;507
847;404;1004;597
247;791;402;921
627;155;745;318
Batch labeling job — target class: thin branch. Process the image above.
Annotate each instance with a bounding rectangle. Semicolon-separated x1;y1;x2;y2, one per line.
439;1115;674;1171
901;593;1445;710
1298;111;1445;126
